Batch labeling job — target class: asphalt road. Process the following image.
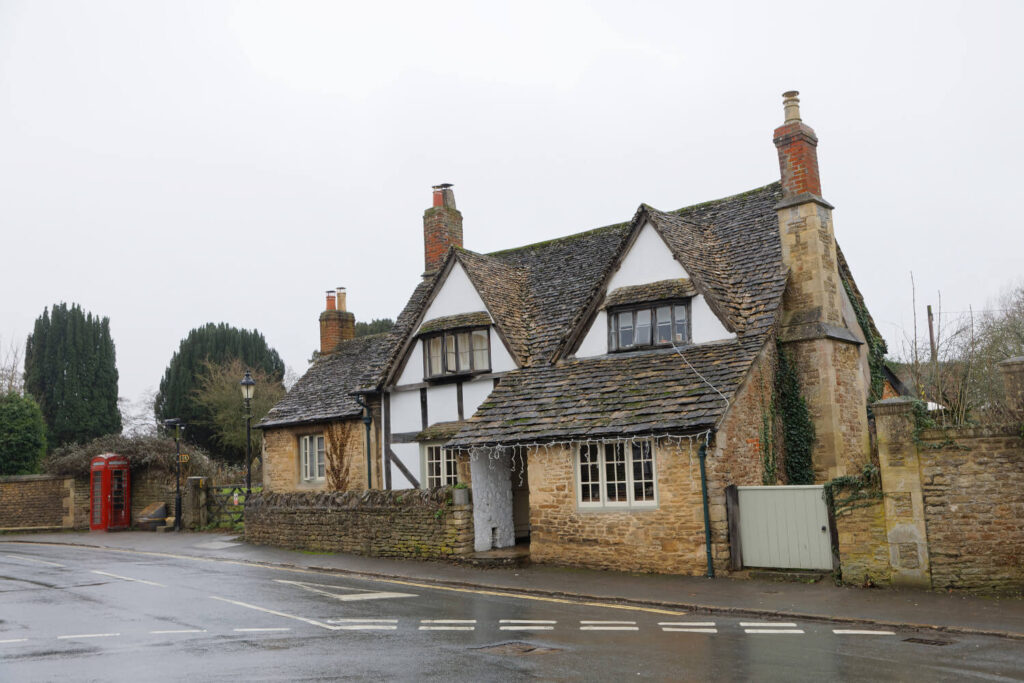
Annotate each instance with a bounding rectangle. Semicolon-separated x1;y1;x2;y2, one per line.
1;544;1022;682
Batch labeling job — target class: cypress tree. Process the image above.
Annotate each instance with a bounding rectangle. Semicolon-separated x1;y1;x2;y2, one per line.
0;393;47;474
154;323;284;458
24;303;121;448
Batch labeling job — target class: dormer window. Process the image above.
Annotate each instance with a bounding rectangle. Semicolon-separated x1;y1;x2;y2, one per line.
608;301;690;351
424;327;491;378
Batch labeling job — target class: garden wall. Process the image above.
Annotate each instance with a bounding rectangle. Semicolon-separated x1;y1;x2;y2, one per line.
245;488;474;559
0;474;78;530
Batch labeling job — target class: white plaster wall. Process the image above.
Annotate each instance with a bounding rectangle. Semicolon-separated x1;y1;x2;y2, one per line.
426;384;459;424
576;311;608;359
396;340;423;387
691;295;735;344
389;389;422;433
470;449;515;551
607;223;688;291
422;262;488;321
461;378;495;417
489;332;518;372
389;442;420;489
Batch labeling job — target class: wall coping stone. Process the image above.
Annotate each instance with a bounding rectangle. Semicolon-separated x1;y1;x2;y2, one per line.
0;474;72;483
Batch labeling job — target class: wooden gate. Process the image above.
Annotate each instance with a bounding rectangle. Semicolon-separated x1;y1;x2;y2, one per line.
733;485;834;571
207;485;246;527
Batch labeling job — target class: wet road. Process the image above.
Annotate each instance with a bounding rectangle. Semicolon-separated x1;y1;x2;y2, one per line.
1;543;1022;681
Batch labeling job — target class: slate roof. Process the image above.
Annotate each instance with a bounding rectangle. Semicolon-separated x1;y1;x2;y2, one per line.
418;311;492;335
604;279;697;309
258;334;390;428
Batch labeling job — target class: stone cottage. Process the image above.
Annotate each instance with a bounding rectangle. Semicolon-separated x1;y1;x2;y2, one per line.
255;92;883;575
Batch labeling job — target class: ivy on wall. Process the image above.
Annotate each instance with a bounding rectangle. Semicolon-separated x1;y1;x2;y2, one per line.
824;462;882;516
759;370;778;485
842;276;887;404
777;342;816;485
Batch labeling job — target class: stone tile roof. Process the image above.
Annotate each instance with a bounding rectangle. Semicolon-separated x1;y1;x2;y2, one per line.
258;334;389;428
418;311;492;335
605;279;696;309
416;421;468;442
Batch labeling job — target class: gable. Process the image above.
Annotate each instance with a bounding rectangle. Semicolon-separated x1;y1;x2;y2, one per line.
421;261;488;321
607;222;688;290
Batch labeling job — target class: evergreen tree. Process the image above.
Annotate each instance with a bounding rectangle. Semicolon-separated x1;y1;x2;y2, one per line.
154;323;284;458
24;303;121;448
354;318;394;337
0;392;47;474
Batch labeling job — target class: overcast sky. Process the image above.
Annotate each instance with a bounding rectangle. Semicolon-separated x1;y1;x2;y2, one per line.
1;0;1022;414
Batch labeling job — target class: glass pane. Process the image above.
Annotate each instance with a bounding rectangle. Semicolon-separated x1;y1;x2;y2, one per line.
674;305;689;343
618;312;634;348
444;449;458;485
427;446;441;487
579;445;600;503
605;443;627;502
472;329;489;370
655;306;672;343
608;315;617;351
444;333;457;373
632;441;655;502
635;309;651;346
457;332;471;371
428;336;443;376
301;437;310;479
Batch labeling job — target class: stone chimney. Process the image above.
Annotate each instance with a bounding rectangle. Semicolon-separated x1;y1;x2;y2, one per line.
319;287;355;354
774;91;823;201
999;356;1024;414
423;183;462;277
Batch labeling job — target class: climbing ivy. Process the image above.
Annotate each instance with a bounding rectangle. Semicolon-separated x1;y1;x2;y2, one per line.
841;277;887;404
777;343;816;485
760;381;778;485
824;462;882;516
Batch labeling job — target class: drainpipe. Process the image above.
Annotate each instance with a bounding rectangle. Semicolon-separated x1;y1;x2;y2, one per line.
353;394;374;489
698;433;715;578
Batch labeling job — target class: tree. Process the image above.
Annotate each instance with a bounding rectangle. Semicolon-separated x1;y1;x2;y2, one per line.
155;323;284;458
24;303;121;448
192;358;286;463
0;335;23;395
355;318;394;337
0;392;47;475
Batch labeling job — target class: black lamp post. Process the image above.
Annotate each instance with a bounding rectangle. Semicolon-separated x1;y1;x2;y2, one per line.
240;370;256;498
163;418;184;531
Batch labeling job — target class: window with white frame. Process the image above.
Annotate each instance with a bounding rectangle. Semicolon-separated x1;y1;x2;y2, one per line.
299;434;326;482
577;441;656;508
423;444;459;488
423;327;490;378
608;301;690;352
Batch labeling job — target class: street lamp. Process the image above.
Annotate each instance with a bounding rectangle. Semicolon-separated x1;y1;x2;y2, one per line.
240;370;255;498
163;418;185;532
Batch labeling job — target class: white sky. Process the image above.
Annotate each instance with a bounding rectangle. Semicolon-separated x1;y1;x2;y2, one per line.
1;0;1022;410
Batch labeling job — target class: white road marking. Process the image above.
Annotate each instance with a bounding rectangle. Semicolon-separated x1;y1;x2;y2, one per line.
580;626;640;631
580;620;636;625
91;570;165;587
419;619;476;631
419;626;475;631
150;629;207;634
662;628;718;633
274;579;416;602
0;638;29;644
57;633;120;640
234;628;291;633
326;618;399;631
420;620;476;624
3;554;64;567
744;629;805;634
499;620;556;624
332;625;398;630
739;622;798;627
833;629;895;635
501;626;555;631
327;619;399;623
210;595;339;631
659;622;716;627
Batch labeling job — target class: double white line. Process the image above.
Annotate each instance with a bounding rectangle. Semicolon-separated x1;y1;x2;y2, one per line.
741;621;804;634
659;621;717;634
500;620;556;631
419;620;476;631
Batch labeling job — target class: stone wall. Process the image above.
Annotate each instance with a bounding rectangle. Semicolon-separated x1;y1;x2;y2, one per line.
245;488;473;559
918;426;1024;593
262;414;381;494
0;475;75;530
833;501;889;586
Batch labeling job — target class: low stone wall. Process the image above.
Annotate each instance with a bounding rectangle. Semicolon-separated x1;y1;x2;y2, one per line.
918;426;1024;593
0;475;76;531
834;500;889;586
244;488;474;559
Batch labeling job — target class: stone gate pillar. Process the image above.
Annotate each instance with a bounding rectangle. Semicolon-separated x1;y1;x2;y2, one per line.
873;397;932;588
999;356;1024;415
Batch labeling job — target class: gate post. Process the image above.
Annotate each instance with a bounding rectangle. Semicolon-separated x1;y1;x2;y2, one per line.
725;485;742;571
184;477;209;530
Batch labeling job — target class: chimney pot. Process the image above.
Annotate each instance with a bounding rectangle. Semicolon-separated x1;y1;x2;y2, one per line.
336;287;347;312
773;90;822;199
782;90;801;123
325;290;337;311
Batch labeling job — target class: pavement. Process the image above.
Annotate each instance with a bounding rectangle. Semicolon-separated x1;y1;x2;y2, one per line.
3;529;1023;641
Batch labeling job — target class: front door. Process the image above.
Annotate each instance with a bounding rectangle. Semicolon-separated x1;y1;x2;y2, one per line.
511;454;530;542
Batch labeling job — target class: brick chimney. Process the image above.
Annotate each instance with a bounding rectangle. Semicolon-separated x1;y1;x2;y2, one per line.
319;287;355;354
773;91;823;200
423;183;462;277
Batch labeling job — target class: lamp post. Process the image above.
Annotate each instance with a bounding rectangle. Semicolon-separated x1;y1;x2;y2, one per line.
240;370;256;498
163;418;184;531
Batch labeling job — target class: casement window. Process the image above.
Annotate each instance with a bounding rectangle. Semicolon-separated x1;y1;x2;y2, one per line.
608;302;690;352
423;327;490;378
299;434;326;482
577;441;656;508
423;444;459;488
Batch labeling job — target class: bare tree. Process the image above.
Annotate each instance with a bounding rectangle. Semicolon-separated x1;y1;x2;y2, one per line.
0;336;24;395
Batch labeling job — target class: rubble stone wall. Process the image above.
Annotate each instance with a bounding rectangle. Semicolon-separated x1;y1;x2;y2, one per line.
0;475;73;530
245;488;474;559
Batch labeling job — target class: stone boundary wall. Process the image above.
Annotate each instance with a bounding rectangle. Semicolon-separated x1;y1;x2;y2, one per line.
0;475;77;531
244;488;474;559
918;425;1024;593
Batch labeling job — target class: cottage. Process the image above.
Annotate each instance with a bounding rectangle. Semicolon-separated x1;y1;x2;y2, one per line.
256;92;881;575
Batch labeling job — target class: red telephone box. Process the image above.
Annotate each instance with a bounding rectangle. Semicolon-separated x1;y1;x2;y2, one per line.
90;453;131;531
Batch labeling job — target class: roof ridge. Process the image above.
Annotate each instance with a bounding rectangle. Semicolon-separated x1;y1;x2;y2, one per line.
671;181;782;215
486;221;629;257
